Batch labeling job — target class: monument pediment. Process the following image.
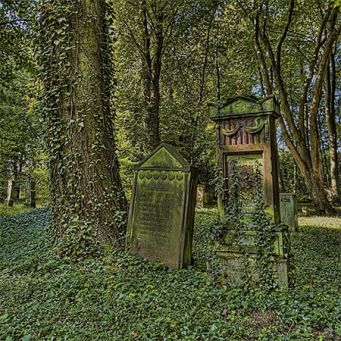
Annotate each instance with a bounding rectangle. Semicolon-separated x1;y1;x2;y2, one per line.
137;143;191;171
210;96;279;120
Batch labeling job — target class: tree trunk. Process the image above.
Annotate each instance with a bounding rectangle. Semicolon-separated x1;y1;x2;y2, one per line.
326;52;339;199
25;177;36;208
40;0;127;252
139;0;162;152
4;179;14;207
288;147;332;214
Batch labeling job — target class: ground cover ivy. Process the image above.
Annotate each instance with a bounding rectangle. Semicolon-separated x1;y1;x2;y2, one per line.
0;208;340;340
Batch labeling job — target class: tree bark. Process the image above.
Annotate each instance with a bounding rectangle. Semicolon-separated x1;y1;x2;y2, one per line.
139;0;162;152
325;49;340;199
4;179;14;207
40;0;127;248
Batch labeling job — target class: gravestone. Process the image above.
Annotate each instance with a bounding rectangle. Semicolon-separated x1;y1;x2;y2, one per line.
280;193;297;231
127;143;198;269
211;96;290;289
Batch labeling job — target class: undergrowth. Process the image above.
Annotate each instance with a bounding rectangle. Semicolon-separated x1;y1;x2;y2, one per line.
0;209;340;340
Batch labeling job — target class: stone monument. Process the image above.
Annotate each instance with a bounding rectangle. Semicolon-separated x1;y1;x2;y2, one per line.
211;96;290;288
126;143;198;269
280;193;298;231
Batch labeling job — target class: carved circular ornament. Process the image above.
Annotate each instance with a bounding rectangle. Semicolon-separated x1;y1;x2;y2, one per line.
176;174;184;181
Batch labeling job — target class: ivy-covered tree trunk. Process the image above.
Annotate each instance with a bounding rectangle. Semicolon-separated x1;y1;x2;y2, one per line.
39;0;127;255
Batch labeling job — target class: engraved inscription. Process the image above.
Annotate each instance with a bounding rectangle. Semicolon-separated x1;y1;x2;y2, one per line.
131;175;184;265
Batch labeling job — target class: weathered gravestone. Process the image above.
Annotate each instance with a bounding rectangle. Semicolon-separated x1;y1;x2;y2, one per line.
127;143;198;269
280;193;297;231
211;96;290;288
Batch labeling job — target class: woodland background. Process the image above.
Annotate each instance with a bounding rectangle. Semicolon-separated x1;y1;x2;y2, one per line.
1;0;340;218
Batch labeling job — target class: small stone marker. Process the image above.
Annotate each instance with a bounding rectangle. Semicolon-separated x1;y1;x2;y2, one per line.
280;193;297;231
127;143;198;269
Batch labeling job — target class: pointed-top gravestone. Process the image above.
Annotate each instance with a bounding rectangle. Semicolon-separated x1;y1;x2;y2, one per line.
126;143;198;269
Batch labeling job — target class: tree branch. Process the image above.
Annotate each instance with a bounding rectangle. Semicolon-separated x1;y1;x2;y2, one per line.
276;0;294;71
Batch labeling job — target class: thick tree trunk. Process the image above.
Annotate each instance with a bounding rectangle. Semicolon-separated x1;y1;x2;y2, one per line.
279;118;336;215
40;0;127;249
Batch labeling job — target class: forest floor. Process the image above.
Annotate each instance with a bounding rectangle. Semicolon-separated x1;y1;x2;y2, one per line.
0;207;340;340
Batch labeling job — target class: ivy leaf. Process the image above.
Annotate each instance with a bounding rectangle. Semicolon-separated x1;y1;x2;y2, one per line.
57;17;67;23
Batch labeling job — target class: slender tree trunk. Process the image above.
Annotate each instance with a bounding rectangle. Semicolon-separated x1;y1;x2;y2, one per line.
4;179;14;207
326;51;339;199
139;0;162;152
25;177;36;208
40;0;127;250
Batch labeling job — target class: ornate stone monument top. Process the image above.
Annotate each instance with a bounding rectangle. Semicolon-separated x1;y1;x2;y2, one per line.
211;96;281;223
210;96;279;118
136;143;192;171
